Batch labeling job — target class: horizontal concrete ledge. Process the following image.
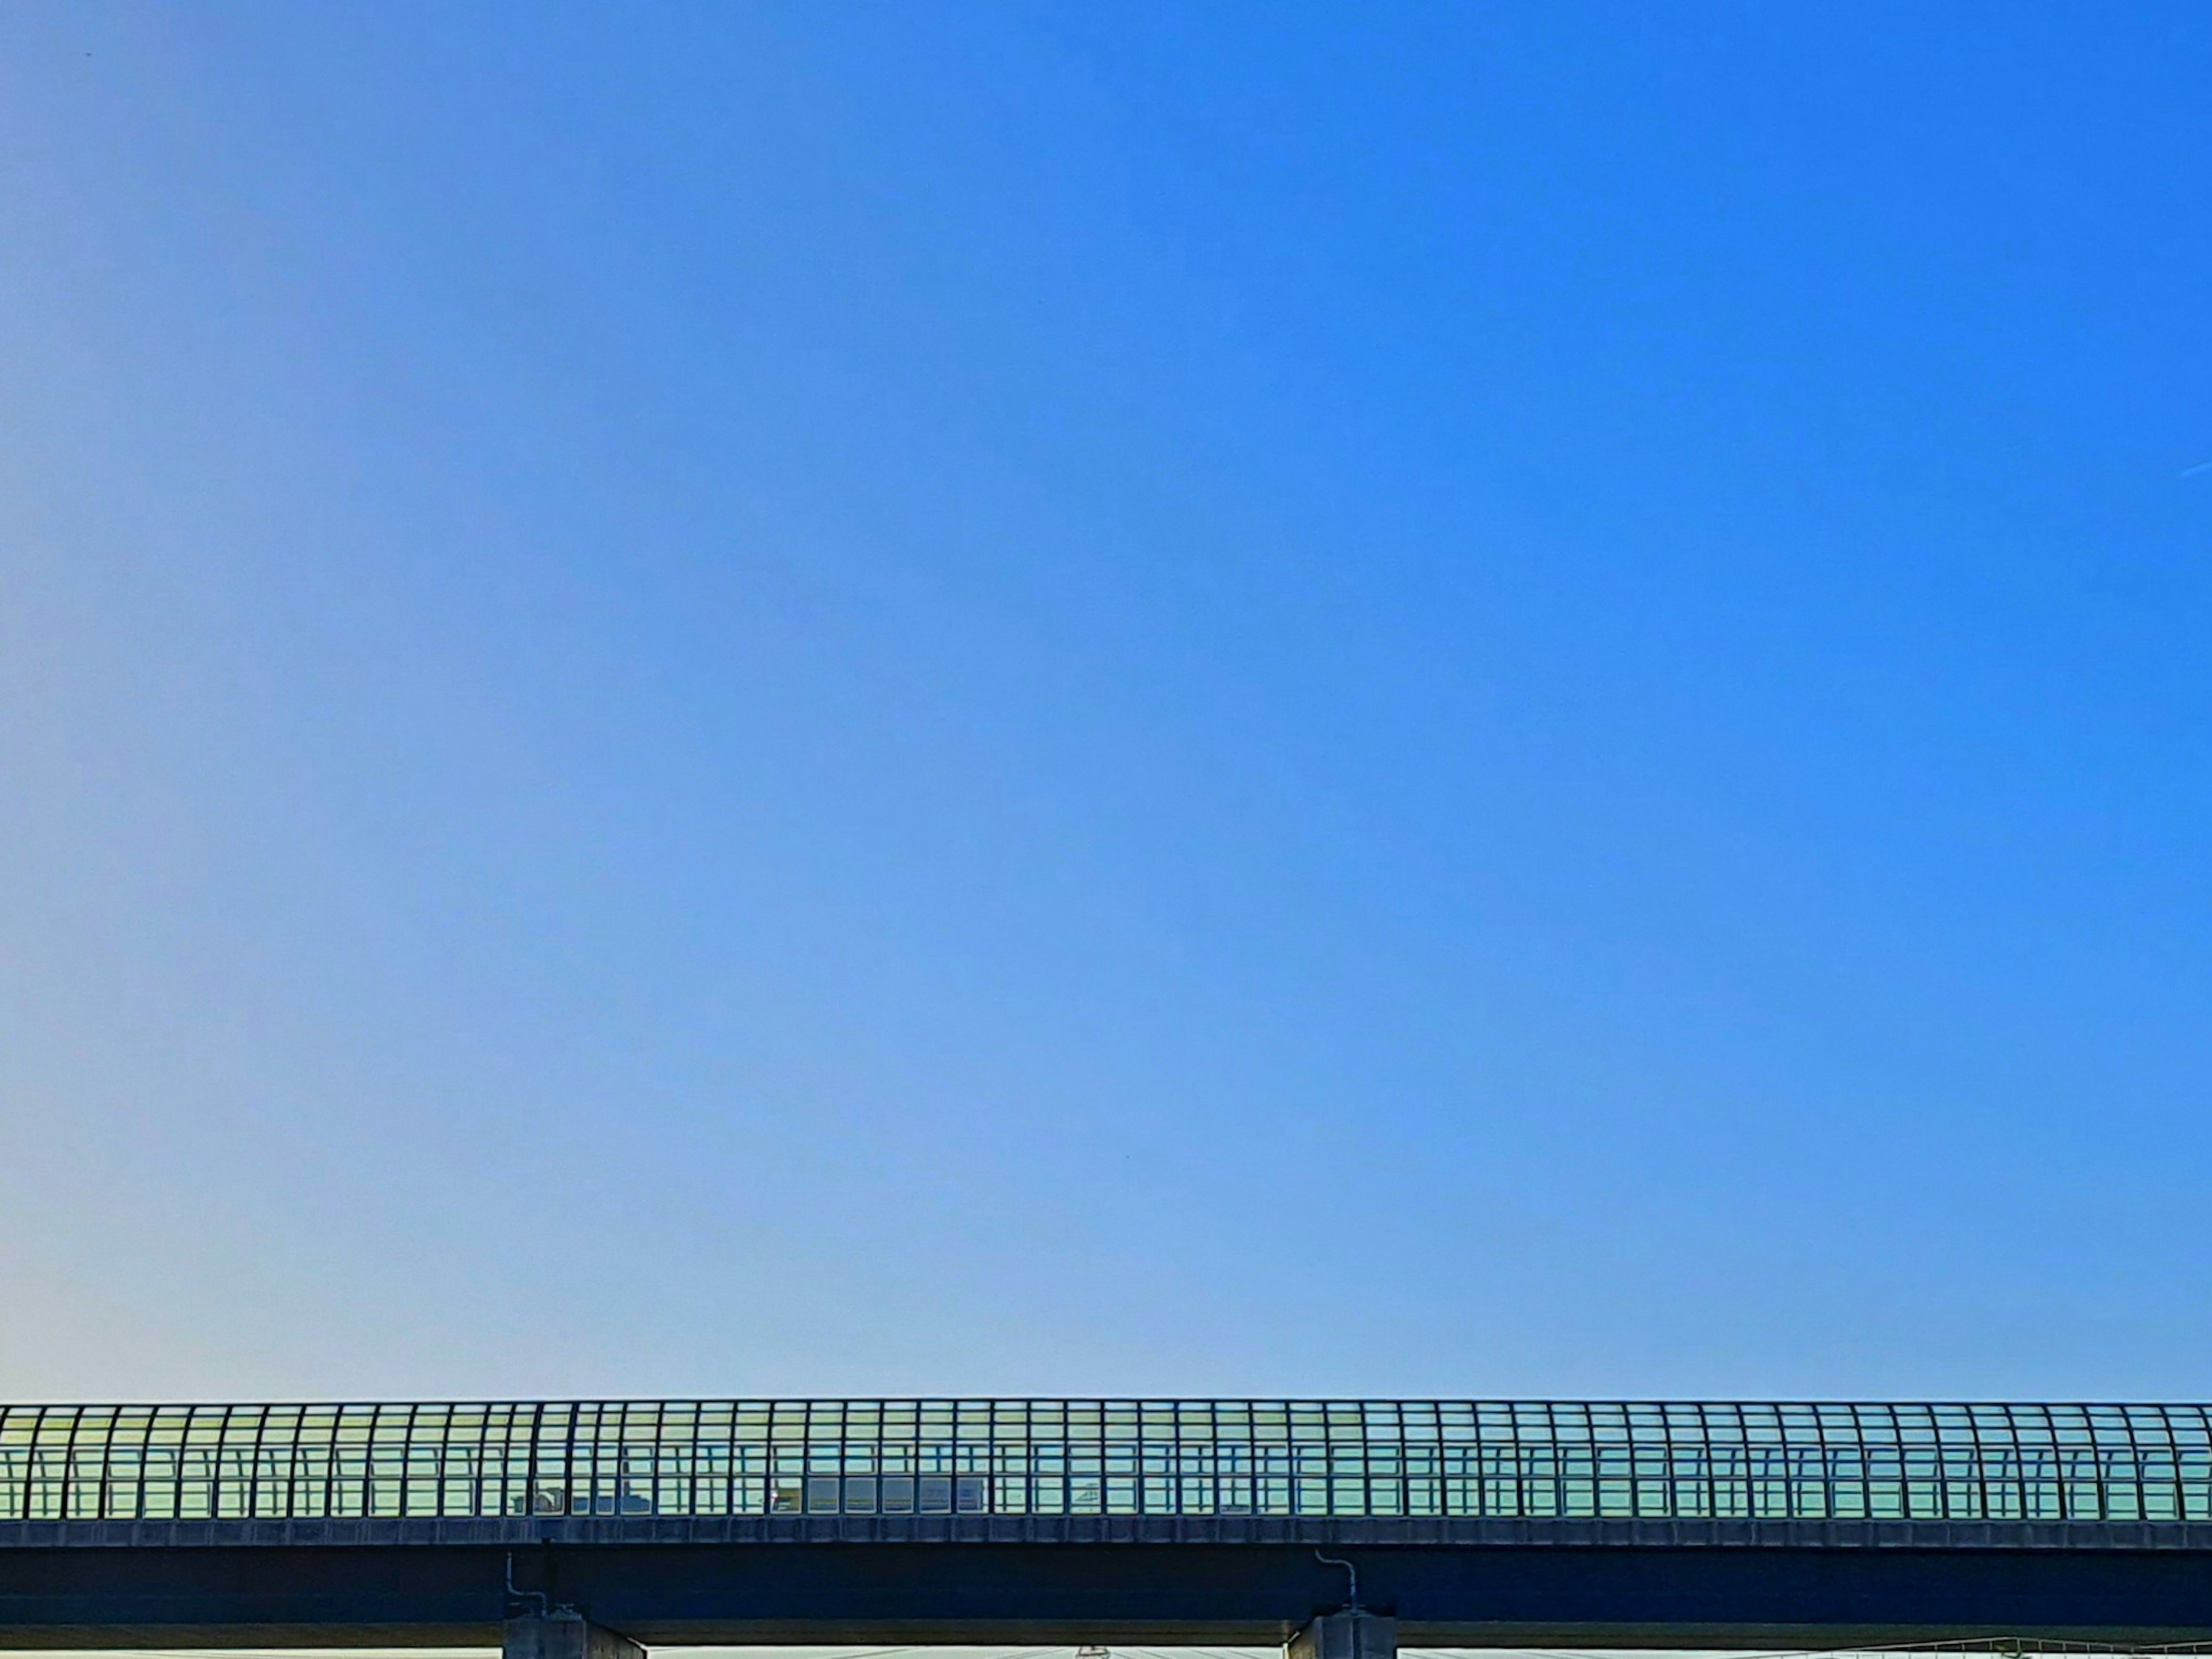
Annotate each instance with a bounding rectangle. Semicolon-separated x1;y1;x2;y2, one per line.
7;1515;2212;1550
11;1624;2212;1653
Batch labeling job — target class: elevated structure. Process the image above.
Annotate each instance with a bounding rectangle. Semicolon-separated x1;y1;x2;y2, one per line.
4;1398;2211;1650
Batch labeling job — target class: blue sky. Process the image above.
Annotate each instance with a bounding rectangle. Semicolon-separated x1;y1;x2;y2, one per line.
2;2;2209;1402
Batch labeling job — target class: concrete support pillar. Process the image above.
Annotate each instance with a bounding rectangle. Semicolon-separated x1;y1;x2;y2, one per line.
1289;1610;1397;1659
503;1613;645;1659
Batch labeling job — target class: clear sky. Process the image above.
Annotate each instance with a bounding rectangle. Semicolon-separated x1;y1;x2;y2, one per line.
3;2;2210;1405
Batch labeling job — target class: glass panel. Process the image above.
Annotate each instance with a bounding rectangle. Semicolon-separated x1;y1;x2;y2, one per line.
10;1399;2212;1524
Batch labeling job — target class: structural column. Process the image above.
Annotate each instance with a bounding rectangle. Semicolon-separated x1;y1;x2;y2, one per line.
1289;1609;1397;1659
504;1611;645;1659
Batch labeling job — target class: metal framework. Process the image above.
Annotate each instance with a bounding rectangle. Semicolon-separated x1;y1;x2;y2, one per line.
4;1400;2208;1527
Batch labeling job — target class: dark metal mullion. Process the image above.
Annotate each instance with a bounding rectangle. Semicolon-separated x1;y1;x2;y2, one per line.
377;1403;397;1519
182;1404;210;1521
327;1408;347;1519
1538;1399;1557;1520
0;1407;20;1523
44;1405;71;1522
525;1402;544;1519
56;1405;85;1522
37;1404;64;1521
2124;1407;2152;1521
500;1403;521;1519
245;1402;272;1520
535;1401;555;1518
230;1403;255;1520
2016;1400;2052;1521
406;1402;426;1519
118;1408;146;1522
272;1410;298;1521
652;1401;672;1517
2054;1402;2077;1524
1800;1403;1825;1521
443;1402;469;1520
1982;1407;2017;1531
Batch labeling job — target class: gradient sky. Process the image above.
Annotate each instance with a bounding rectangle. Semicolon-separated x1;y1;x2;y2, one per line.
3;2;2210;1404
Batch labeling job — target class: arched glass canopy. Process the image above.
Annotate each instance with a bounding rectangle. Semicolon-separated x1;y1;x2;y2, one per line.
4;1400;2208;1525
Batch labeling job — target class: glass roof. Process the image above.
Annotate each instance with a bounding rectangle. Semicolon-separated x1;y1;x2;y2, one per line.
5;1399;2207;1525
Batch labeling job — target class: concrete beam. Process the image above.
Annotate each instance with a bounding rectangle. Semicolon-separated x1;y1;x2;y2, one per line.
1290;1609;1396;1659
504;1612;645;1659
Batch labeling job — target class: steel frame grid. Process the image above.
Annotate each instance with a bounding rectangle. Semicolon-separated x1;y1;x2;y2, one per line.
2;1400;2207;1528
